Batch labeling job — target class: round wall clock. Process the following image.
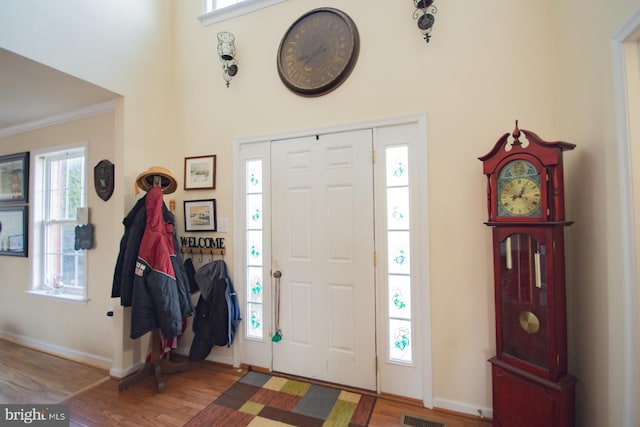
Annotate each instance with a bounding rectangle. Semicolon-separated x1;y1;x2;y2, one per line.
277;8;360;97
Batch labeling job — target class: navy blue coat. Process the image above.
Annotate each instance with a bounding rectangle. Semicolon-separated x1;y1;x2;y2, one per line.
189;260;241;360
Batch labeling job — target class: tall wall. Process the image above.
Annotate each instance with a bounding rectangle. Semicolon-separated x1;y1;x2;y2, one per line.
0;0;177;372
173;0;560;414
552;1;639;426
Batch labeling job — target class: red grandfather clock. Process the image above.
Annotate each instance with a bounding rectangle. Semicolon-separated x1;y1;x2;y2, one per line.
479;122;577;426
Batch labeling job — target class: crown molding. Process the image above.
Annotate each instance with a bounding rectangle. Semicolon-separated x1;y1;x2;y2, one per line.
0;100;116;138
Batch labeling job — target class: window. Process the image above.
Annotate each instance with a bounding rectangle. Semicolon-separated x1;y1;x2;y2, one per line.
244;159;264;339
385;145;414;364
30;144;87;301
206;0;245;10
198;0;286;25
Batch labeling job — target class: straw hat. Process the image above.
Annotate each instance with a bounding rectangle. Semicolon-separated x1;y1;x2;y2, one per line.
135;166;178;195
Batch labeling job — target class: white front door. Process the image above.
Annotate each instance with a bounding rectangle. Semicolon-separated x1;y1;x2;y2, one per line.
271;129;376;390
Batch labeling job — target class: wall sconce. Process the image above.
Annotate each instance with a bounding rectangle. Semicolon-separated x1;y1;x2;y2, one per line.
217;31;238;87
413;0;437;43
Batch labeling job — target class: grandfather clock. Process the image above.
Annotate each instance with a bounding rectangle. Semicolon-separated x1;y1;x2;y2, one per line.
479;122;576;426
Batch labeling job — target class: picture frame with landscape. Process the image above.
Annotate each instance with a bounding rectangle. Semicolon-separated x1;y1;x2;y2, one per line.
184;155;216;190
184;199;217;232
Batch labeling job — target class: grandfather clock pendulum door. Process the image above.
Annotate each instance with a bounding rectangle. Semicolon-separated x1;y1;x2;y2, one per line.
479;122;577;427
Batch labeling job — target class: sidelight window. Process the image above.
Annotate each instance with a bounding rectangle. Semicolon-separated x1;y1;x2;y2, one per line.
245;159;264;339
385;145;413;364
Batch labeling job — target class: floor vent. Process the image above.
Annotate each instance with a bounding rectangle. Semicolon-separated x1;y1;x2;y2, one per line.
400;413;447;427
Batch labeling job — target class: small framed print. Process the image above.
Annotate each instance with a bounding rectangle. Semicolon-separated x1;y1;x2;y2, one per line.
184;199;217;232
184;155;216;190
0;152;29;203
0;206;28;257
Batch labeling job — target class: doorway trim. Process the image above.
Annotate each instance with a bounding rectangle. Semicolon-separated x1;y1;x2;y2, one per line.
233;113;433;407
611;7;640;426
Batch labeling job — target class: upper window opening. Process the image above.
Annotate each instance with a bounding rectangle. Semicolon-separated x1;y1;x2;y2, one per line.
199;0;286;26
206;0;244;11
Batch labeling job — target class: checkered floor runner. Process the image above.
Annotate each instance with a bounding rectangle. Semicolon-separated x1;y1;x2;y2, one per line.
185;371;377;426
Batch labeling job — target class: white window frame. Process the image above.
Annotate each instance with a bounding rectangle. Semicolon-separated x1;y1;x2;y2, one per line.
29;142;88;302
198;0;286;26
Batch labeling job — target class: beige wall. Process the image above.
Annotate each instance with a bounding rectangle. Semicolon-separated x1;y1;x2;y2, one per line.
553;0;639;426
0;113;116;366
0;0;638;425
173;0;560;413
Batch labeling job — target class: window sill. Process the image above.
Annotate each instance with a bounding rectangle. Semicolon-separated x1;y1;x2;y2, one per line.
26;290;88;303
198;0;286;26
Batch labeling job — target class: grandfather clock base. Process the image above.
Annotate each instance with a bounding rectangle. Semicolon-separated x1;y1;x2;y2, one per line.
490;358;576;427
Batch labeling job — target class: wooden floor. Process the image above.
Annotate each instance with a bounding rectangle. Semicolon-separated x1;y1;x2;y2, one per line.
0;339;110;404
1;339;491;426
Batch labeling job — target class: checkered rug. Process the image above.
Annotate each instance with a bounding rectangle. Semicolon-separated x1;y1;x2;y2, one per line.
185;371;377;426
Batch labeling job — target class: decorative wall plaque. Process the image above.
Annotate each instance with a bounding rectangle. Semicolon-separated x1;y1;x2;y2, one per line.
94;159;114;201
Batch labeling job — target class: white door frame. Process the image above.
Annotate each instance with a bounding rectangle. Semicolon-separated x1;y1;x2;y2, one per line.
233;114;433;407
611;8;640;426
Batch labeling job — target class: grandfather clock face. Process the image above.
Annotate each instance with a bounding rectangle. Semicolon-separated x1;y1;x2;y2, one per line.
497;160;542;218
498;233;550;370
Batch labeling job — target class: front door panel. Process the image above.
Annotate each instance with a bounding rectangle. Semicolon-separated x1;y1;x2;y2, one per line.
271;129;376;390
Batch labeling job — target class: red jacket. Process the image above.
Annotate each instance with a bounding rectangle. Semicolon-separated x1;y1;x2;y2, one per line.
130;186;188;339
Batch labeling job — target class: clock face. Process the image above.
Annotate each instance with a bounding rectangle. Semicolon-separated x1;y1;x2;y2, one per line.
277;8;359;96
497;160;542;218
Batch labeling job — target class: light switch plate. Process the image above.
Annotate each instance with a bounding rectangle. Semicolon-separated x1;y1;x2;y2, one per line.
78;207;89;224
217;218;228;233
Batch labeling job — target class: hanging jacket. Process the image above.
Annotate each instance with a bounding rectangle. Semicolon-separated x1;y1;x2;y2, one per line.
119;187;194;339
189;259;241;361
112;190;193;316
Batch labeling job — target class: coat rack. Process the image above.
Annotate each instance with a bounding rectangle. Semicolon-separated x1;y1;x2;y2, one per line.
117;171;191;393
180;247;225;256
118;330;190;392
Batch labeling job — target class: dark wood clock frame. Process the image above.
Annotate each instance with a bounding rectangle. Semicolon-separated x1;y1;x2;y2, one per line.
276;8;360;97
481;124;574;223
479;122;577;427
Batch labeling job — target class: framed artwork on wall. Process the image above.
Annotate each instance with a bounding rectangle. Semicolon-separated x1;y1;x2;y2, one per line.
0;205;28;257
184;155;216;190
0;152;29;203
184;199;217;232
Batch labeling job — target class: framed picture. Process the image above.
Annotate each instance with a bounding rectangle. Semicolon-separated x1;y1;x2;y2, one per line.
184;199;217;232
184;155;216;190
0;206;28;257
0;152;29;203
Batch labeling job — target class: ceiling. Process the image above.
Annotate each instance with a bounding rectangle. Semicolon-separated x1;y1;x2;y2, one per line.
0;48;119;137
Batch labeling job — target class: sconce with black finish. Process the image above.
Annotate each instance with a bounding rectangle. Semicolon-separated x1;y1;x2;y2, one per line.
217;31;238;87
413;0;438;43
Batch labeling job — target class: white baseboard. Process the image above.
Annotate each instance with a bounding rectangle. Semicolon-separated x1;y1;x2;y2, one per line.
110;361;143;379
433;397;493;420
0;330;112;371
174;344;235;366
